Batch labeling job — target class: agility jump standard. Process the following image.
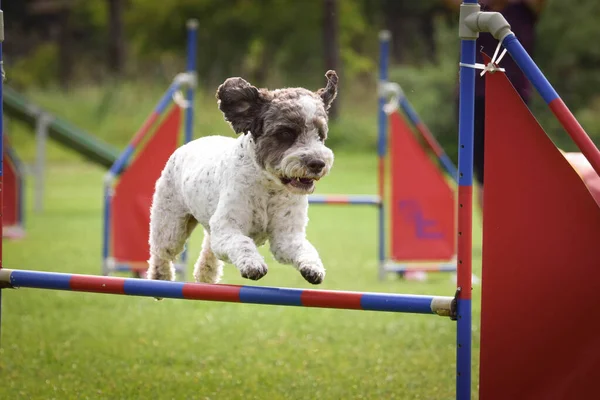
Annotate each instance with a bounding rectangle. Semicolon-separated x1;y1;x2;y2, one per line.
311;31;459;280
101;21;198;279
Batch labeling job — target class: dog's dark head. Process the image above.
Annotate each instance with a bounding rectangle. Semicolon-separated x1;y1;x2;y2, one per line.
216;71;338;194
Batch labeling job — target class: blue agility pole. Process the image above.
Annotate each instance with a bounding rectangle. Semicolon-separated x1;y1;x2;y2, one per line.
0;269;456;316
180;19;199;274
456;1;478;399
377;31;391;280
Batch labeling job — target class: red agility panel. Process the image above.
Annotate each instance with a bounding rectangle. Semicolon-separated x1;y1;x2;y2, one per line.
389;111;455;261
479;69;600;400
111;107;181;263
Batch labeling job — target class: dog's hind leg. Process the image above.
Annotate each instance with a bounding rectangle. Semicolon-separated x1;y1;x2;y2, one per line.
193;230;224;284
147;174;197;281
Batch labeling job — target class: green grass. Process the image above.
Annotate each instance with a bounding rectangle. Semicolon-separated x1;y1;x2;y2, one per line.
1;151;483;399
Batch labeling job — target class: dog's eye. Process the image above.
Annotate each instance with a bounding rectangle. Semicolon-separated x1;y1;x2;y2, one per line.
278;130;296;142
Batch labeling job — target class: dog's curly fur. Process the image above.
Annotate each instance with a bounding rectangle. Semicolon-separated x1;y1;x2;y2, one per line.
146;71;338;285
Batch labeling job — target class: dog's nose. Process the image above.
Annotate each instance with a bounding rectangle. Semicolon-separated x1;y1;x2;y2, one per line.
307;159;326;173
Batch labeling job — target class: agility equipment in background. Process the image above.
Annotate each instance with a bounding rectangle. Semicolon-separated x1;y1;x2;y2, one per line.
310;32;459;281
2;137;25;239
562;151;600;205
4;5;600;400
102;21;198;279
478;53;600;400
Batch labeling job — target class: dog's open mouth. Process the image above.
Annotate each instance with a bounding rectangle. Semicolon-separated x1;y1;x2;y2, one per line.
280;176;318;191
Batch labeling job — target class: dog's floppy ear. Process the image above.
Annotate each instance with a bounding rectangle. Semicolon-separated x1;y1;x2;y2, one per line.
316;70;338;111
216;77;269;135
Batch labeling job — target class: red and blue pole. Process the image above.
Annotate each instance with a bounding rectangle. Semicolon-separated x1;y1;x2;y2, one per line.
377;31;390;277
0;269;455;316
308;194;381;206
180;19;198;271
502;34;600;176
457;1;477;398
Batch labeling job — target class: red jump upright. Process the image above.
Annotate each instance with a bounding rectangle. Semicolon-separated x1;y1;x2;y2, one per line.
382;110;457;275
389;111;456;263
110;106;182;272
479;63;600;400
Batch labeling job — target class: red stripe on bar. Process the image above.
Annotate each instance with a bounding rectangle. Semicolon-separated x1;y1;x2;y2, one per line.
300;289;363;309
323;196;349;204
182;283;241;302
549;99;600;178
131;112;161;147
70;274;126;294
416;122;443;157
457;186;473;300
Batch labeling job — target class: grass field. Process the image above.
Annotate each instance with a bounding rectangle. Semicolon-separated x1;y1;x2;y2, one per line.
1;149;483;399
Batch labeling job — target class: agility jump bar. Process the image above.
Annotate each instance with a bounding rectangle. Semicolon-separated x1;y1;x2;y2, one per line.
383;261;457;274
0;269;454;316
308;194;381;206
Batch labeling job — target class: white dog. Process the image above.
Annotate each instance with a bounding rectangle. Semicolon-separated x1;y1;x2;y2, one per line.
146;71;338;285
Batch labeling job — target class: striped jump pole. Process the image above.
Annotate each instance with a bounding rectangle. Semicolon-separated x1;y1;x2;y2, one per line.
308;194;381;206
377;30;391;280
180;19;198;271
0;269;456;317
501;37;600;176
456;1;479;399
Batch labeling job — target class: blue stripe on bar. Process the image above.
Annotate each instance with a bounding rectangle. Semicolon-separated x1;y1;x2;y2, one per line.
399;97;420;126
502;34;558;105
239;286;303;306
360;293;434;313
377;33;390;157
155;81;183;115
123;279;185;299
440;154;459;184
10;270;71;290
108;144;136;177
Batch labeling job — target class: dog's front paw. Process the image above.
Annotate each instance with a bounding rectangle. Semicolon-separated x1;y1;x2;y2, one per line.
299;264;325;285
238;258;268;281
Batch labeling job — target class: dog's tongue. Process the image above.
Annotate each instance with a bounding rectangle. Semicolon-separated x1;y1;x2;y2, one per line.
298;178;313;184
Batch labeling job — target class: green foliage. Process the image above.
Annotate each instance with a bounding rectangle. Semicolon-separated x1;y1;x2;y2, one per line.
8;44;59;89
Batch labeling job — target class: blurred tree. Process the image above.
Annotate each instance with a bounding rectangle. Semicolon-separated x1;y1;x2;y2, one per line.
323;0;340;120
107;0;126;76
